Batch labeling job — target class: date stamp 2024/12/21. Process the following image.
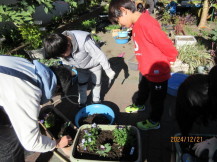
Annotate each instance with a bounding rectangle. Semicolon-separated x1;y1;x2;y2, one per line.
171;136;203;143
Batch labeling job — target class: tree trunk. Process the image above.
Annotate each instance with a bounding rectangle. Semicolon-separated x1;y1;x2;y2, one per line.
198;0;209;28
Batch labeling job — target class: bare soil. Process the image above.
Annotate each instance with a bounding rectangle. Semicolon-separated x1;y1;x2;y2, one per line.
78;114;111;126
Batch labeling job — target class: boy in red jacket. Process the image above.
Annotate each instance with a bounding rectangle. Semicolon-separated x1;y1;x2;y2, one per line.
109;0;178;130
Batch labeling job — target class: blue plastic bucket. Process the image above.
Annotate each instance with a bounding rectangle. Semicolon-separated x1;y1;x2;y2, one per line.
167;73;188;96
114;36;129;44
74;104;115;127
118;31;129;37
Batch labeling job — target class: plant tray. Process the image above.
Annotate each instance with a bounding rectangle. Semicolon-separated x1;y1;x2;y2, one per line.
175;36;197;48
38;106;77;160
39;106;77;140
70;124;142;162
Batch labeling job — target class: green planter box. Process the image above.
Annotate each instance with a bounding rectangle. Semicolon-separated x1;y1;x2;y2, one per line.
70;124;142;162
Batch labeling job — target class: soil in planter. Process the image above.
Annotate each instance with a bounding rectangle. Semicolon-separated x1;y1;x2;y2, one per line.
78;114;111;126
116;36;129;39
74;128;138;161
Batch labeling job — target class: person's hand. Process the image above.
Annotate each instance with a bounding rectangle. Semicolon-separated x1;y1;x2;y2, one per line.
56;135;72;148
192;137;217;162
105;69;115;88
106;69;115;80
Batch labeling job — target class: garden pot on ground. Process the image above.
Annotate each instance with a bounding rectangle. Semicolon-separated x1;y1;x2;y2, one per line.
175;35;197;49
74;104;115;127
70;124;142;162
114;36;129;44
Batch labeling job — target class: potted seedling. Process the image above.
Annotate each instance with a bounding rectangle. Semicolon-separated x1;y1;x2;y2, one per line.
70;124;142;162
39;106;77;141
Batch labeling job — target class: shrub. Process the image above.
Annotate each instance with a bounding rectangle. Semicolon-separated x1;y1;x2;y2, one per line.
178;44;212;74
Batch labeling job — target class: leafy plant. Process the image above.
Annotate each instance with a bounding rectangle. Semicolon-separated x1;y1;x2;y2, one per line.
178;44;212;74
79;123;99;151
160;11;172;25
210;28;217;42
38;58;61;66
105;24;121;31
13;54;26;58
18;24;43;49
96;143;112;157
184;25;198;36
92;34;101;42
89;0;101;8
113;126;130;147
64;0;78;9
102;3;109;13
0;47;10;55
199;29;211;38
0;1;54;26
44;112;55;128
81;19;97;31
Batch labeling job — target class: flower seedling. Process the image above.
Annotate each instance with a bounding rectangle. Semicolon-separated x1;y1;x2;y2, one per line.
44;112;55;128
113;126;129;147
96;143;112;157
79;123;99;151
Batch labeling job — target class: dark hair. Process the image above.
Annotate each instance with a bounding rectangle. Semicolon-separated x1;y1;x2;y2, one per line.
109;0;136;23
175;74;209;135
43;33;69;59
137;3;144;13
175;65;217;135
50;65;72;95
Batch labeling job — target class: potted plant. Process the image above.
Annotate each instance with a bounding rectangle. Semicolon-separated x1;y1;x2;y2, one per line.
177;44;213;74
70;124;142;162
38;106;77;140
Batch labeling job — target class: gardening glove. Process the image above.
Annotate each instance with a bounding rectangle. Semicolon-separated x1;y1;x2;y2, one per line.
192;137;217;162
56;135;72;148
105;69;115;87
